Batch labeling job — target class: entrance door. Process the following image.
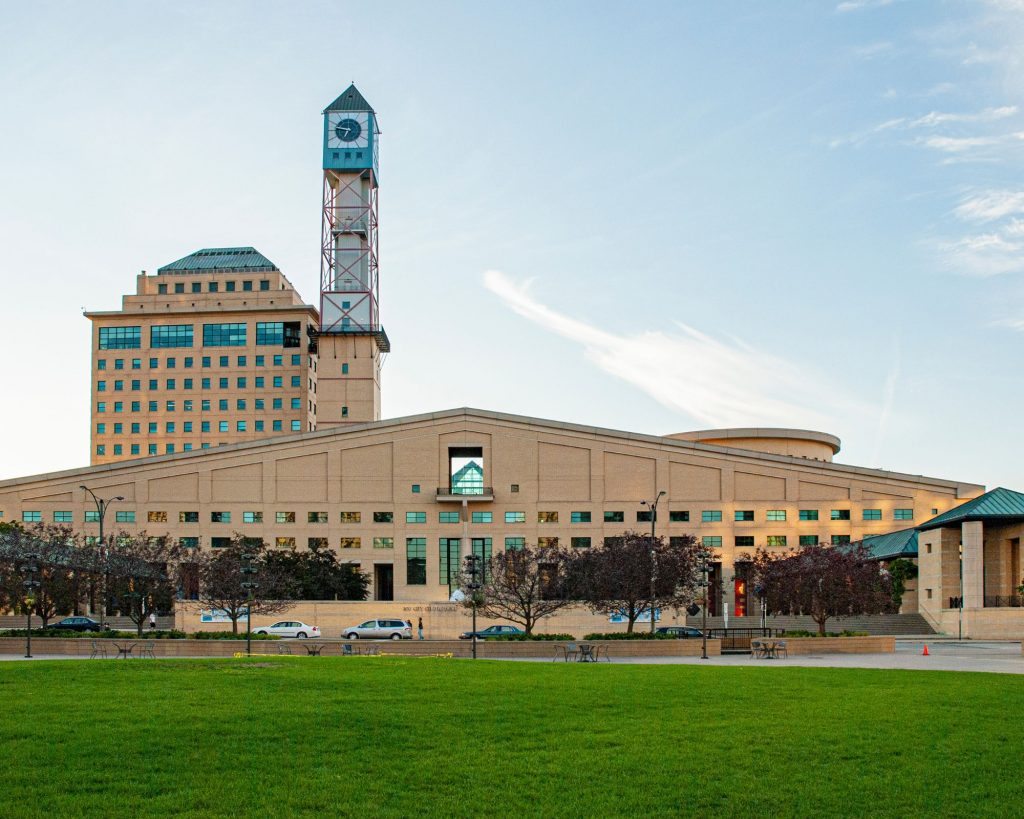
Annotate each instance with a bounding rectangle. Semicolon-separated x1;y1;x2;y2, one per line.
374;564;394;601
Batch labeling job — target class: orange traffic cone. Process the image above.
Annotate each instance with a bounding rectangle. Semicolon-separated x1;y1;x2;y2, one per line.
922;644;929;656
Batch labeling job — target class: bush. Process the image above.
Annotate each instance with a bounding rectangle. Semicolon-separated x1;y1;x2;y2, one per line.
492;633;576;641
190;631;280;640
0;628;187;639
582;632;677;640
782;630;871;638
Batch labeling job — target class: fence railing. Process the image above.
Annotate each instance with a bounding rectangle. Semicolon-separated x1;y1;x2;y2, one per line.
983;595;1024;608
706;627;783;651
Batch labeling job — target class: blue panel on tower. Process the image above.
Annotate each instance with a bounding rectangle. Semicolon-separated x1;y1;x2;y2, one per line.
323;112;377;172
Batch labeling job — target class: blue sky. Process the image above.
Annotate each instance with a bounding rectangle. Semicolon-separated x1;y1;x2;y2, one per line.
1;1;1022;489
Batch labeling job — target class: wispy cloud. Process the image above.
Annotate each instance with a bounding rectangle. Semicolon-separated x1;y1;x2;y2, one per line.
939;232;1024;276
836;0;894;13
954;189;1024;222
852;41;896;59
483;270;865;430
993;317;1024;331
910;105;1016;126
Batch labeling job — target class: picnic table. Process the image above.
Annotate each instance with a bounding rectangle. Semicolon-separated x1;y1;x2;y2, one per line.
303;643;325;656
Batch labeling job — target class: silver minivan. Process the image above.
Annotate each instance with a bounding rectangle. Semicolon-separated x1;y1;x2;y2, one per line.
342;619;412;640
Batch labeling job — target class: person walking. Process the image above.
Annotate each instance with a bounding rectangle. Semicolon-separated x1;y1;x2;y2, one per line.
417;617;424;640
148;611;157;630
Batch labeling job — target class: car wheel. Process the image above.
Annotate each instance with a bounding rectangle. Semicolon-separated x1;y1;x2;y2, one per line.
391;633;402;640
346;633;359;640
296;632;307;639
255;630;267;635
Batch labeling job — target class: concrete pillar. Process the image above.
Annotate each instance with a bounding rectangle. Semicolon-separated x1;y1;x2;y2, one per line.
961;520;985;609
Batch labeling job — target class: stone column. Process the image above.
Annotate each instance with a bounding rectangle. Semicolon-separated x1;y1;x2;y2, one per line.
961;520;985;609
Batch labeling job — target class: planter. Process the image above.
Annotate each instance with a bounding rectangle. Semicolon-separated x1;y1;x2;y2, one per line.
779;636;895;655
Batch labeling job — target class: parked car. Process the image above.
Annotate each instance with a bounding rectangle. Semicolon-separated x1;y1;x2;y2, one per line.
47;616;104;632
342;619;412;640
252;621;321;639
459;625;524;640
655;626;705;639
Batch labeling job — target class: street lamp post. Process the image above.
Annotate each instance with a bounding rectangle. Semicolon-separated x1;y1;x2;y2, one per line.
241;553;259;657
464;553;482;660
641;491;667;635
700;553;709;660
80;486;124;630
20;554;41;659
958;542;963;641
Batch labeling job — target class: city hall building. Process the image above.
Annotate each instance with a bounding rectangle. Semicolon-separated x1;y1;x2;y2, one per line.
1;85;1020;637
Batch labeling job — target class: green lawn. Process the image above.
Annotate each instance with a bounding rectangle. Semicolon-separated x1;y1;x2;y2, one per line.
1;658;1021;817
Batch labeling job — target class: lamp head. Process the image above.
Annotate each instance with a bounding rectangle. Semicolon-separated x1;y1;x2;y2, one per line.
115;496;125;502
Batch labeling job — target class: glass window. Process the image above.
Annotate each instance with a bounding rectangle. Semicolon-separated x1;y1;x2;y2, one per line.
184;357;193;368
339;537;361;549
570;511;591;523
97;359;107;370
85;511;100;523
96;402;106;413
735;510;754;521
148;511;167;523
97;381;106;392
272;398;282;409
115;511;135;523
800;535;819;546
831;509;851;521
669;511;689;522
439;511;460;523
308;511;328;524
273;354;283;366
505;537;525;550
894;508;914;520
571;537;591;548
53;511;72;523
260;279;270;290
637;510;652;523
202;323;247;347
374;537;394;549
150;325;194;348
472;512;493;523
22;511;41;522
272;420;282;431
130;445;140;455
98;326;141;349
179;511;199;523
406;511;426;524
766;535;787;547
179;537;199;548
131;358;141;369
275;537;296;549
256;322;284;346
211;511;231;523
273;376;283;388
831;535;851;545
243;280;253;292
537;537;559;548
406;538;426;584
276;512;295;523
735;536;755;547
373;512;393;523
702;510;722;522
219;421;228;433
603;511;624;523
291;420;301;431
243;511;263;524
208;282;219;293
538;511;558;523
505;511;525;523
439;538;461;585
255;377;265;388
799;509;818;521
862;509;882;520
766;510;786;521
236;421;247;432
702;536;722;547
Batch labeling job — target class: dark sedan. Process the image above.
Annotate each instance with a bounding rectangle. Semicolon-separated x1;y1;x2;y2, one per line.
459;625;524;640
655;626;705;639
47;616;104;632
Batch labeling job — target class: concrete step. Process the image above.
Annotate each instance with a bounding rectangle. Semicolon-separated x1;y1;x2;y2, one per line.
685;612;935;636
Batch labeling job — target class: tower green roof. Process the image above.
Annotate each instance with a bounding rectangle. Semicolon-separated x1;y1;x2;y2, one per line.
157;247;278;274
324;84;375;114
917;487;1024;531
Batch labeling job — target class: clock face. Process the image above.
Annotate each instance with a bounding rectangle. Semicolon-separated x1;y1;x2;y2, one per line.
326;112;369;149
334;118;361;143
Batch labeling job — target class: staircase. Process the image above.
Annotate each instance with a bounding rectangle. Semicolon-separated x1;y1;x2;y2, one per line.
685;612;934;635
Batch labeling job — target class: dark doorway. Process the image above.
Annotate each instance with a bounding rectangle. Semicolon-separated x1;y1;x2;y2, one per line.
374;564;394;601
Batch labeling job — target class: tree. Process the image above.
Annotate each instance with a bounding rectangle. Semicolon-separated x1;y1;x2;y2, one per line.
573;532;707;633
105;531;184;636
0;523;82;627
463;543;576;635
189;535;298;635
753;544;896;636
262;542;369;600
886;558;918;610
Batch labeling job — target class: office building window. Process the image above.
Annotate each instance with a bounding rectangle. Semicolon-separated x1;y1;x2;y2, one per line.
260;280;270;290
799;509;818;521
538;511;558;523
702;510;722;522
505;511;525;523
374;537;394;549
53;511;72;523
373;512;393;523
406;538;426;584
472;512;493;523
505;537;525;550
894;508;914;520
766;510;786;521
276;512;295;524
211;511;231;523
439;511;460;523
637;511;652;523
702;536;722;547
97;381;107;392
668;511;690;522
115;511;135;523
291;398;301;409
243;512;263;524
537;537;559;548
439;538;461;585
831;509;851;521
863;509;882;520
236;421;247;432
571;537;592;549
97;402;106;413
179;537;199;549
339;537;361;549
132;358;141;369
130;445;139;455
97;360;107;370
339;511;360;524
98;326;141;349
735;510;754;522
112;444;123;455
766;535;788;547
273;376;283;388
291;420;301;431
308;512;328;524
603;511;624;523
148;511;167;523
800;535;819;546
151;325;194;348
218;421;228;433
411;484;420;494
272;420;282;431
96;445;106;455
831;535;851;545
179;511;199;523
255;377;265;388
735;536;755;547
406;511;426;524
85;511;100;523
22;511;42;522
341;363;349;374
256;322;284;346
202;323;246;347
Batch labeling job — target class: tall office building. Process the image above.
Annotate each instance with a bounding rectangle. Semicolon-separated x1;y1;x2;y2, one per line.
86;248;319;464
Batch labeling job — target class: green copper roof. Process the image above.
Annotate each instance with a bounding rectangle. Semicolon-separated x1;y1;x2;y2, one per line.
324;84;374;114
861;528;918;561
158;247;278;274
917;487;1024;531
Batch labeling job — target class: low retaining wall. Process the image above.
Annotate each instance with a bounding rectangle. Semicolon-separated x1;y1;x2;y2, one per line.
0;637;722;659
781;636;895;654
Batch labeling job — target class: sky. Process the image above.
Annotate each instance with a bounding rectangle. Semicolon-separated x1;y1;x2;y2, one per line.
0;0;1022;489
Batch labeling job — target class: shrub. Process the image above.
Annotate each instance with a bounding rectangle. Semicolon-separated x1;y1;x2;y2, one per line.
190;631;280;640
492;633;575;641
582;632;676;640
0;628;186;639
782;629;871;638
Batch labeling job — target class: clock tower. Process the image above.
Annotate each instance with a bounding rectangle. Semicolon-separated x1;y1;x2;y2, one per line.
316;84;389;427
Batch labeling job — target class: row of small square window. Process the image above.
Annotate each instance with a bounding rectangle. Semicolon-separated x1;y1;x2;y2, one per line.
537;509;916;523
157;279;271;294
98;413;303;434
98;354;304;370
703;535;848;547
98;322;303;350
97;398;303;413
98;376;305;391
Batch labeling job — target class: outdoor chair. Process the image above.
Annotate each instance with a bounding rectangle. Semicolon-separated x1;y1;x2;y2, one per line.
774;640;788;659
594;644;611;662
342;644;356;657
90;640;108;659
276;643;292;655
140;641;156;659
750;640;764;658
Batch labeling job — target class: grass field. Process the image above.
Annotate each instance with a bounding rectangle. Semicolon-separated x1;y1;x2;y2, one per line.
1;658;1022;817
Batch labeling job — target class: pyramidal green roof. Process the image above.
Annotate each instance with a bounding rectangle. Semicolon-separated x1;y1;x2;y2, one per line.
861;528;918;561
917;487;1024;531
158;247;278;274
324;84;374;113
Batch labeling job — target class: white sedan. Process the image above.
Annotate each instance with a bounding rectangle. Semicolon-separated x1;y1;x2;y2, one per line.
253;621;321;639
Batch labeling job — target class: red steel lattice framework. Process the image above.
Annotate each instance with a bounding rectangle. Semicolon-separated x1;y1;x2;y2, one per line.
319;168;380;334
